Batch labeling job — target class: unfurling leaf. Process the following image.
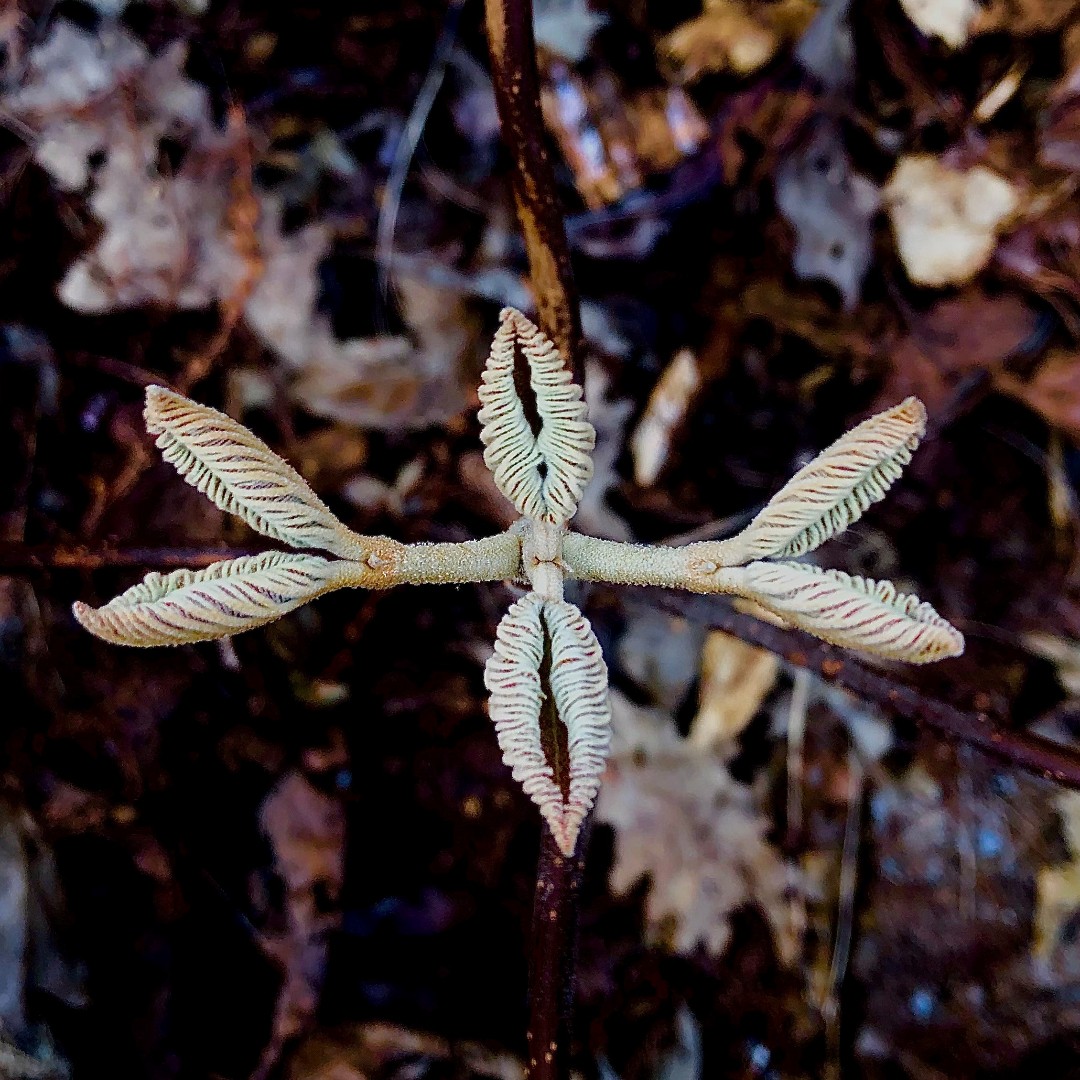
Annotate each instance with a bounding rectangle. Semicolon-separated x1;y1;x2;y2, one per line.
485;592;612;856
485;594;562;836
478;308;595;526
145;386;371;561
545;599;612;854
729;560;965;663
72;552;355;647
716;397;927;565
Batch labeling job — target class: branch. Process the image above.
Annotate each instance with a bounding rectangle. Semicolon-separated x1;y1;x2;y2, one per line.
636;588;1080;789
0;544;257;572
485;0;582;382
14;541;1078;790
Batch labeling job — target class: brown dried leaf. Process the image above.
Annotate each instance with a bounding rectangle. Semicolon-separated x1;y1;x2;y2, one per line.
689;631;780;749
538;49;707;211
534;0;607;62
775;121;880;310
287;1022;526;1080
885;155;1020;287
898;0;979;48
630;349;700;487
244;205;474;430
974;0;1080;34
257;771;346;1077
740;278;883;361
876;290;1041;416
664;7;778;80
8;24;246;313
996;350;1080;444
664;0;816;82
1035;792;1080;963
8;21;470;432
596;692;797;962
1041;61;1080;171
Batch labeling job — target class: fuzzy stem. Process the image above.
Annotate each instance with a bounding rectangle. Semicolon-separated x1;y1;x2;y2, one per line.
483;0;584;1076
562;533;742;591
392;531;522;585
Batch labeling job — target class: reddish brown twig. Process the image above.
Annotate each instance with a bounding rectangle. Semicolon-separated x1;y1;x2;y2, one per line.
0;544;257;573
527;827;587;1080
640;589;1080;789
485;0;582;383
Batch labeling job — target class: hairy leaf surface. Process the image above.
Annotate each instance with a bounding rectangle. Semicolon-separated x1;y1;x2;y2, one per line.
478;308;595;525
145;386;367;559
718;398;926;564
545;599;612;854
73;552;351;647
731;560;964;663
484;593;565;841
485;592;612;855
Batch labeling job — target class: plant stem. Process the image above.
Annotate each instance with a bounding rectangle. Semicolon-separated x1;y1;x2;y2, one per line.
527;825;587;1080
484;0;583;381
642;588;1080;787
483;1;585;1076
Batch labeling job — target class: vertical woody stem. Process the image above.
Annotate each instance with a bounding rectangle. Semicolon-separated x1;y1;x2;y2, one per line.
483;1;584;1077
484;0;583;383
529;824;587;1080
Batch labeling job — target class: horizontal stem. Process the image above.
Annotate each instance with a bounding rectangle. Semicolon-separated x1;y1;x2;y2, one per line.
391;530;521;585
562;534;738;592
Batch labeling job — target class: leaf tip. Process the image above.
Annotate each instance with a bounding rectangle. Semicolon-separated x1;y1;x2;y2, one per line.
71;600;93;631
895;395;927;434
498;306;528;330
143;383;180;432
553;822;580;858
71;598;125;646
921;621;966;664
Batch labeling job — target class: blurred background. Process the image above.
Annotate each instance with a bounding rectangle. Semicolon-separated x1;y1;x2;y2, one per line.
2;0;1080;1077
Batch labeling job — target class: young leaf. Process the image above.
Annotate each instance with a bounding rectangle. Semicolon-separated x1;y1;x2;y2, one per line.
72;552;353;647
545;599;612;856
478;308;595;526
144;386;370;561
484;593;613;856
728;560;965;663
485;593;567;843
716;398;927;565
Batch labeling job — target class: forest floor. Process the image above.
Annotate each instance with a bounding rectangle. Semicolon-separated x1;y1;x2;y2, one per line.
2;1;1080;1078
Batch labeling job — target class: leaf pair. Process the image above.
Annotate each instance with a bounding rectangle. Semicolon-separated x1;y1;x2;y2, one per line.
485;593;611;857
691;397;963;663
478;307;596;527
73;387;394;646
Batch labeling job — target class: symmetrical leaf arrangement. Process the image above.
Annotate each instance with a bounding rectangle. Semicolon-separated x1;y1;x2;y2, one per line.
75;307;964;856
